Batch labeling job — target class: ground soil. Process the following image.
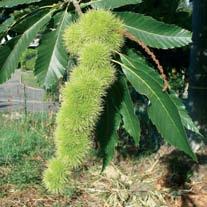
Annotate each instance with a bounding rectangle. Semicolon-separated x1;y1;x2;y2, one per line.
1;145;207;207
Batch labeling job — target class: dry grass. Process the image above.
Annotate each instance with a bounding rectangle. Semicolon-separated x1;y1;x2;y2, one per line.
0;114;207;207
70;147;174;207
1;146;207;207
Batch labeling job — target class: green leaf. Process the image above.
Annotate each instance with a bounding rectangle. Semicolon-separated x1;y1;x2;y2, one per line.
96;89;122;171
0;37;19;70
114;78;141;145
170;94;202;136
116;12;192;49
34;10;73;89
0;0;42;8
0;9;54;84
13;9;50;34
91;0;142;9
0;16;15;34
126;51;201;136
116;52;196;160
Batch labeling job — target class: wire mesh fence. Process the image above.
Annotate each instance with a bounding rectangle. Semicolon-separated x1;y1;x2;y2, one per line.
0;70;58;114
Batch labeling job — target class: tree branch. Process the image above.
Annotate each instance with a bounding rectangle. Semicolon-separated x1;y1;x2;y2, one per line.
71;0;83;15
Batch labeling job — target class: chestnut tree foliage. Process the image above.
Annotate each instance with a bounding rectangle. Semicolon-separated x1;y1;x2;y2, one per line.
0;0;201;192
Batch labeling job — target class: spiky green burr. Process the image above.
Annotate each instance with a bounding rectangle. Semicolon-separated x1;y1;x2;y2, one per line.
43;10;124;193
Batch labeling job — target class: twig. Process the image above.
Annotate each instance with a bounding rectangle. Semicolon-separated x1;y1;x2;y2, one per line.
122;30;169;91
71;0;83;15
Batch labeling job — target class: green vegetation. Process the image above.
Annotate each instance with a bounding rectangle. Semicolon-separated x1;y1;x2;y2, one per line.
20;48;37;71
0;113;55;188
43;10;124;193
0;0;203;197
